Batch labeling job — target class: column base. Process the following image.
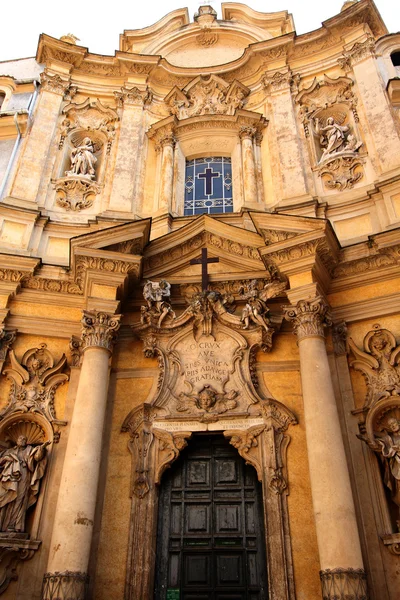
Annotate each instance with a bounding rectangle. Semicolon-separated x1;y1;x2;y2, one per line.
42;571;89;600
319;568;368;600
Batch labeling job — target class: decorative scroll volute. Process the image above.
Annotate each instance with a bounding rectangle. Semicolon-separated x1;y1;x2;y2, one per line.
122;404;155;499
2;343;68;429
262;400;298;495
224;425;265;481
153;428;192;484
348;324;400;406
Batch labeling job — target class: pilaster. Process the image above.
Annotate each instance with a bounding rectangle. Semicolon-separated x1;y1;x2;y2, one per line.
108;86;152;212
10;71;71;204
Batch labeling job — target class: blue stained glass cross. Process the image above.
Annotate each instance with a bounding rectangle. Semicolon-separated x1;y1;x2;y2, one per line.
198;167;220;196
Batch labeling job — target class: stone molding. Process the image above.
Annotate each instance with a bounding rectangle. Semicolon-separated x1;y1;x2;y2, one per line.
283;297;332;341
42;571;89;600
81;310;121;352
319;568;368;600
39;72;71;96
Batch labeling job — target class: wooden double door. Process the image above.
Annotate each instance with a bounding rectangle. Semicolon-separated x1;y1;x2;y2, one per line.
154;434;268;600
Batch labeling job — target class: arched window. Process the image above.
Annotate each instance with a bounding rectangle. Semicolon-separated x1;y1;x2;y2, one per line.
390;51;400;67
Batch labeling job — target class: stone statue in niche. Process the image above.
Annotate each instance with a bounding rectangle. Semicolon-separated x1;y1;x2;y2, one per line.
176;384;238;415
379;417;400;520
239;279;286;334
0;435;50;533
142;280;176;328
313;115;362;162
66;136;97;179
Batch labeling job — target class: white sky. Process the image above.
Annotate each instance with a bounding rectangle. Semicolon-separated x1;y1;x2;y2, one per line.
0;1;399;63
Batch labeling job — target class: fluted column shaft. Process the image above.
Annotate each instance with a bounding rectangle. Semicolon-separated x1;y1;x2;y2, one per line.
42;311;120;600
284;298;367;599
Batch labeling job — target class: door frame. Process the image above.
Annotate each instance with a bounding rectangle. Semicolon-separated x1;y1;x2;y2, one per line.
122;401;297;600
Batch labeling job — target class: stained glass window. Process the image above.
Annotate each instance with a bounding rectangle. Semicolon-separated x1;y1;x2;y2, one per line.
184;157;233;216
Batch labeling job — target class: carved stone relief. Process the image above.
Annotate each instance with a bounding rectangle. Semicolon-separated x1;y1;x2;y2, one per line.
350;325;400;553
295;75;365;191
0;342;69;593
165;75;250;119
348;324;400;406
123;279;297;600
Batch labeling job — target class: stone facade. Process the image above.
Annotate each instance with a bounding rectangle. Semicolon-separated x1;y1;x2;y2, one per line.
0;2;399;599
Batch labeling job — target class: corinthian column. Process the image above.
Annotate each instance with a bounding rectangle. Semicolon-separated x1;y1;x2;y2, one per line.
158;133;175;213
284;298;368;600
42;310;121;600
239;126;258;207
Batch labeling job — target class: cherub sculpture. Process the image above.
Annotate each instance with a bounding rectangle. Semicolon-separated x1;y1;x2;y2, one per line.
142;280;176;328
176;385;238;414
239;279;286;333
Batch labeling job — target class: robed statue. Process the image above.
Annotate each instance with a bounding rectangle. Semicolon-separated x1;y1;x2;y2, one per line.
0;435;50;533
66;136;97;179
378;417;400;522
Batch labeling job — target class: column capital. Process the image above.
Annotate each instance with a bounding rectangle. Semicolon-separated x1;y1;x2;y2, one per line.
81;310;121;352
283;296;332;341
39;71;71;96
114;85;152;108
239;126;256;141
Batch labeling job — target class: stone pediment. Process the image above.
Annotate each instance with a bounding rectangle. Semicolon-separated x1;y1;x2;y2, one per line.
142;215;266;282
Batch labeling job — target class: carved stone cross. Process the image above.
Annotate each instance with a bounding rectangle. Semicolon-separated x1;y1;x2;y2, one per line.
190;248;219;291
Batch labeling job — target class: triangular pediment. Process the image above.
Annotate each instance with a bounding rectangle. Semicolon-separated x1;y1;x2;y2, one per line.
142;215;266;283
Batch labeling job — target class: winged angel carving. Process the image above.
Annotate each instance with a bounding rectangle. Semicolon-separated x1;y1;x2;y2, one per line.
2;343;68;423
176;384;238;415
348;325;400;406
239;279;287;333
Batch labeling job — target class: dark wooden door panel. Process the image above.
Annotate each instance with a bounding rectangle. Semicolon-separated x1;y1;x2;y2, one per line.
154;434;268;600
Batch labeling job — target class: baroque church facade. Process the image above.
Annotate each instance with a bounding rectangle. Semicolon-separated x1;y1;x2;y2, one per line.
0;1;400;598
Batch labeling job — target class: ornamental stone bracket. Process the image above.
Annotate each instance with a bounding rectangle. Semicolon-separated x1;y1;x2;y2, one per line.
0;538;41;596
53;176;101;211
